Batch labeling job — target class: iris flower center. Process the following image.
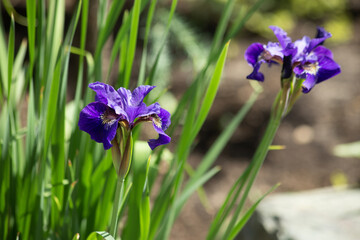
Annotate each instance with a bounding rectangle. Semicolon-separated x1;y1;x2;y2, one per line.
303;62;319;75
101;108;119;125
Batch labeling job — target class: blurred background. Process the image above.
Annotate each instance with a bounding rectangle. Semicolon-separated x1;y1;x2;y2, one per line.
1;0;359;239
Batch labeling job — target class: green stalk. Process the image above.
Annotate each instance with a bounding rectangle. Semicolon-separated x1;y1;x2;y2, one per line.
110;176;125;238
110;127;133;238
222;90;285;239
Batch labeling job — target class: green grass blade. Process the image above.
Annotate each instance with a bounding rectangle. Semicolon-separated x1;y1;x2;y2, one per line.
156;39;230;240
208;0;235;60
26;0;36;75
7;14;15;99
206;165;252;240
12;39;27;80
192;41;229;139
191;85;262;182
145;0;178;86
37;0;65;224
137;0;157;86
0;26;8;101
90;152;117;230
123;142;151;240
69;0;88;137
123;0;141;88
227;184;280;240
148;175;176;239
0;115;11;239
139;184;151;240
106;11;130;84
225;0;265;42
222;95;284;239
95;0;125;60
86;231;114;240
174;166;220;214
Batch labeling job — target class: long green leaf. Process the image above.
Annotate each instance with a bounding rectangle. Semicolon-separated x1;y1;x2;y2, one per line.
95;0;125;60
225;0;266;42
227;184;280;240
206;164;252;240
123;0;141;88
191;84;262;183
222;91;285;239
145;0;178;86
137;0;157;86
26;0;36;76
107;11;130;84
7;14;14;99
174;166;220;214
208;0;235;60
192;41;230;138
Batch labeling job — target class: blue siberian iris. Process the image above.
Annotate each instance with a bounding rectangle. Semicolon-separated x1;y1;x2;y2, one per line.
245;26;341;93
78;82;171;150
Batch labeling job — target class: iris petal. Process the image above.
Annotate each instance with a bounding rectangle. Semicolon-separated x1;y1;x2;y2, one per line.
246;61;265;81
264;42;284;59
302;73;317;93
245;43;264;66
269;26;292;49
147;108;171;150
78;102;119;150
117;86;158;124
312;46;333;59
127;103;161;125
158;108;171;130
130;85;156;106
308;27;332;52
148;133;171;150
317;56;341;83
89;82;128;118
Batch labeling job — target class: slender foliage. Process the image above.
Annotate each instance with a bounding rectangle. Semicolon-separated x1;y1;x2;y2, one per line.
0;0;274;239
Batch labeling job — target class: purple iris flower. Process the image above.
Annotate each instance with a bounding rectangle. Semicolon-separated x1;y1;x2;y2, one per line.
291;28;340;93
78;82;171;150
245;26;341;93
244;26;292;81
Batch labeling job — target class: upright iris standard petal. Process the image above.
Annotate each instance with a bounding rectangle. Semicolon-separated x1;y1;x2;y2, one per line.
118;85;159;124
89;82;128;117
308;27;332;52
130;85;156;106
311;46;333;59
148;108;171;150
78;102;119;150
269;26;292;50
293;28;332;63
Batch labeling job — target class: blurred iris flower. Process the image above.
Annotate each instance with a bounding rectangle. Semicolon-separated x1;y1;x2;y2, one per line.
245;26;341;93
78;82;171;150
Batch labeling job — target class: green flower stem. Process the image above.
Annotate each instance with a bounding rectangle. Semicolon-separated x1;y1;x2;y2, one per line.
223;90;285;239
110;176;125;238
110;127;133;238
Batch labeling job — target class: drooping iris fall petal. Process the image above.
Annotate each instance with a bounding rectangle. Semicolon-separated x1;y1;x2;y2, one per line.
78;102;119;150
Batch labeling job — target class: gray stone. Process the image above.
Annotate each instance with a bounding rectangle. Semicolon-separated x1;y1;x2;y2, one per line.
238;187;360;240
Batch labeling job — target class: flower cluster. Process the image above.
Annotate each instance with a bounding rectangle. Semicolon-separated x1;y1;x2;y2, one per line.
78;82;171;150
245;26;341;93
